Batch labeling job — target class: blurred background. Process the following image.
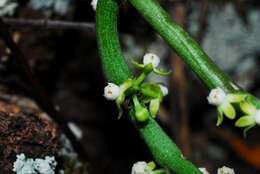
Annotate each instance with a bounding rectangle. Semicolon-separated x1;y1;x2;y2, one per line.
0;0;260;173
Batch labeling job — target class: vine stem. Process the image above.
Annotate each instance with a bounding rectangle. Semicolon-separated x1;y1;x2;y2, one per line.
96;0;202;173
129;0;235;93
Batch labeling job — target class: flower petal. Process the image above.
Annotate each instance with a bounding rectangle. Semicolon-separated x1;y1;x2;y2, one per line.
235;116;255;127
227;93;246;103
217;108;224;126
221;102;236;119
240;101;256;115
149;98;160;118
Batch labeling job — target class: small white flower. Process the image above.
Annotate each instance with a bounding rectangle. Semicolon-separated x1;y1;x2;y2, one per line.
159;85;168;96
199;168;210;174
0;0;8;7
104;83;120;100
254;110;260;125
143;53;160;68
0;0;17;16
131;161;152;174
217;166;235;174
91;0;98;11
207;87;227;106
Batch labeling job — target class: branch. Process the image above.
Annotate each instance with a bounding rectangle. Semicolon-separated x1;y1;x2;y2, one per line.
2;17;95;32
129;0;235;92
96;0;201;173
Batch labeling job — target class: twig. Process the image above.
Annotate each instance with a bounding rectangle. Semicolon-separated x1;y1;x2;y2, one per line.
2;17;95;32
0;18;89;161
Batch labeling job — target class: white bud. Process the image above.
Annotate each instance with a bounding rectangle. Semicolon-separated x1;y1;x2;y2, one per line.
207;87;227;106
217;166;235;174
199;168;210;174
104;83;120;100
254;110;260;125
143;53;160;68
159;85;168;96
131;161;152;174
91;0;98;11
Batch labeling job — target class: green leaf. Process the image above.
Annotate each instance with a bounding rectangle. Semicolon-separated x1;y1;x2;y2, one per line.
153;68;171;76
216;108;224;126
141;83;163;99
131;59;145;69
227;93;246;103
221;102;236;119
235;116;255;127
149;98;160;118
239;101;256;115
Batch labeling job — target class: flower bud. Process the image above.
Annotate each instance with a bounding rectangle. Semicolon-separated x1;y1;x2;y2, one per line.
104;83;120;100
143;53;160;68
131;161;151;174
91;0;98;11
207;87;227;106
217;166;235;174
255;110;260;125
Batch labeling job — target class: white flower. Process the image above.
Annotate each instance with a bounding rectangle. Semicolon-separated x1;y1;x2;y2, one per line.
0;0;8;7
131;161;152;174
255;110;260;125
217;166;235;174
207;87;227;106
91;0;98;11
104;83;120;100
159;85;168;96
143;53;160;68
199;168;210;174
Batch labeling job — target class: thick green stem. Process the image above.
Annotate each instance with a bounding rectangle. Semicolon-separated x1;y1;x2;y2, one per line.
129;0;235;92
96;0;201;173
96;0;132;84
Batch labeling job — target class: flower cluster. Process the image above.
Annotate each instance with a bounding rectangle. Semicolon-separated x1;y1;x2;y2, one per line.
207;87;259;134
103;53;170;122
13;153;57;174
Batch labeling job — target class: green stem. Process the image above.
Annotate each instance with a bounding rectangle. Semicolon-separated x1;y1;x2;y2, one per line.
96;0;132;84
96;0;201;173
129;0;235;92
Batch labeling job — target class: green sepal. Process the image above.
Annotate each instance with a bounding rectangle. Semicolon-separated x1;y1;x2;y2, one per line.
221;102;236;119
116;79;133;119
227;93;247;103
132;95;150;122
131;59;145;69
147;161;156;170
152;169;168;174
217;108;224;126
141;83;163;99
235;116;255;127
239;101;256;115
153;68;171;76
149;98;161;118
